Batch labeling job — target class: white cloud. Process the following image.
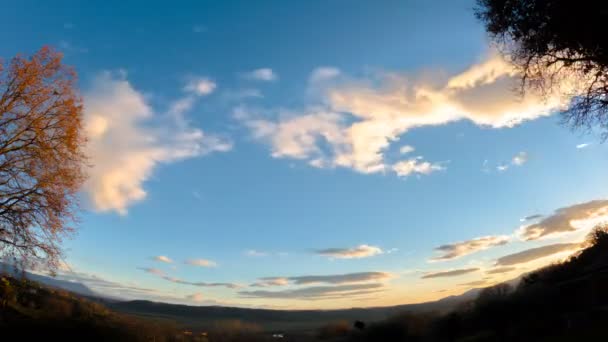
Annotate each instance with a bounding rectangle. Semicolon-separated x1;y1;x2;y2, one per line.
185;259;217;268
315;245;384;259
243;68;277;82
83;72;231;215
310;67;341;83
576;143;591;149
399;145;415;154
392;157;444;177
184;77;216;96
238;53;575;176
153;256;173;263
512;151;528;166
497;163;509;172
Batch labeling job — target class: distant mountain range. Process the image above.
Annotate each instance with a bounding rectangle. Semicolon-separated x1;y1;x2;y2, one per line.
0;264;515;331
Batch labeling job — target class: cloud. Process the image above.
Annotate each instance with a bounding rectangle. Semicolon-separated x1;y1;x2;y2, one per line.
239;283;384;300
83;72;231;214
520;214;543;222
138;267;166;276
243;68;277;81
495;243;580;266
186;293;205;302
576;143;590;149
244;249;268;257
497;163;509;172
516;200;608;240
310;67;341;83
153;256;173;263
185;259;217;268
392;157;444;177
162;276;241;289
238;53;574;175
399;145;415;154
184;77;216;96
250;272;391;287
512;151;528;166
430;235;510;262
250;277;290;287
485;266;517;275
315;245;384;259
421;268;479;279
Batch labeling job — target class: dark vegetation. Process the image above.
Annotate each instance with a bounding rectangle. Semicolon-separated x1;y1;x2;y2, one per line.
3;226;608;341
476;0;608;137
326;226;608;341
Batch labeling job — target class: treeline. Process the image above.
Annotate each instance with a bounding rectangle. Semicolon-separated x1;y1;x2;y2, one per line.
319;226;608;341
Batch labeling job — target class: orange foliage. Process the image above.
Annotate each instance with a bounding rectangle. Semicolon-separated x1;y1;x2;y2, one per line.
0;46;86;272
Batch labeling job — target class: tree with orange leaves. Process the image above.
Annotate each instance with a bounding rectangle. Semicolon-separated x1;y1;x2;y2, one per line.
0;47;86;272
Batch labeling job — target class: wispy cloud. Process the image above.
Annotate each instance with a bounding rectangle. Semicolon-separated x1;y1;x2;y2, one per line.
244;249;268;257
392;157;444;177
576;143;591;149
243;68;277;82
516;200;608;240
83;72;231;215
239;283;384;300
315;245;384;259
520;214;543;222
185;259;217;268
512;151;528;166
136;267;239;289
138;267;166;276
485;266;517;275
186;292;205;302
310;67;341;83
430;236;510;262
153;256;173;264
421;268;479;279
399;145;415;154
495;243;580;266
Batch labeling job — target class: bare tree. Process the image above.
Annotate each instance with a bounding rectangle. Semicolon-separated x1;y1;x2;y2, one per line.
0;47;86;272
476;0;608;137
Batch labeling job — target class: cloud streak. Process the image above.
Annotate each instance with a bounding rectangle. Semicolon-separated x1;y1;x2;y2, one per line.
239;283;384;300
315;245;383;259
422;268;479;279
495;243;580;266
430;236;510;262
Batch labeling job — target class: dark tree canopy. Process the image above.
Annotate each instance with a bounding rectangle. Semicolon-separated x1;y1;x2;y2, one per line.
476;0;608;136
0;47;87;271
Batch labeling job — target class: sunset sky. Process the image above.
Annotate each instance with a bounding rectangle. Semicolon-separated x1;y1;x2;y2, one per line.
2;0;608;309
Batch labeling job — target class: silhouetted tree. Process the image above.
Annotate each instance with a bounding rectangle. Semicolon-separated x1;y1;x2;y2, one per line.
353;320;366;330
476;0;608;137
0;47;86;271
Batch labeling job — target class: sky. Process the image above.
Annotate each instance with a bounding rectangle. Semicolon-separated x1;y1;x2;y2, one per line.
2;0;608;309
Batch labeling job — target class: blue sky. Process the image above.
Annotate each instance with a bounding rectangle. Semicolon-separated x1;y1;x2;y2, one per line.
2;0;608;309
